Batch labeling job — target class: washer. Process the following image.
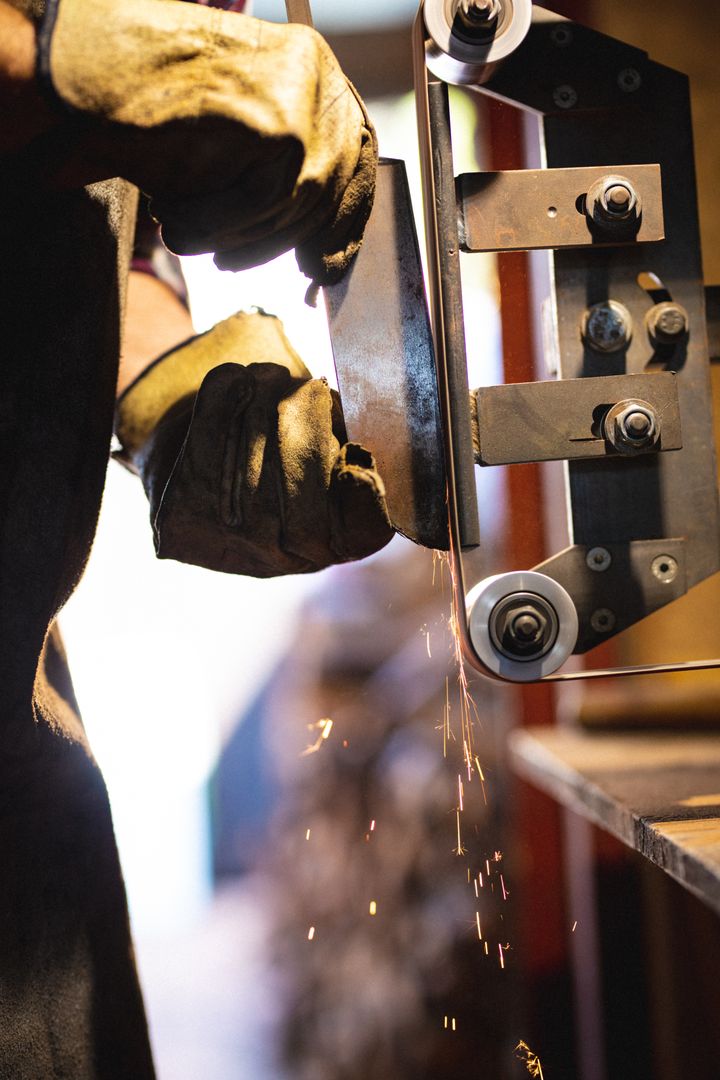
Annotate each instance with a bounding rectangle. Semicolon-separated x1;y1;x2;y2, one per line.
423;0;533;86
466;571;579;682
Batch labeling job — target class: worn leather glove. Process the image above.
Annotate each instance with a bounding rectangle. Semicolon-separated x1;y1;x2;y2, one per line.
115;311;393;576
37;0;377;285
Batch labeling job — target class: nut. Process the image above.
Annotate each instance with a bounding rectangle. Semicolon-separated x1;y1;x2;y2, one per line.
587;175;641;233
489;593;559;662
603;399;660;454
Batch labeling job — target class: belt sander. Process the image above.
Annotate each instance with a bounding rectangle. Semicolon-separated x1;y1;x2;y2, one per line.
288;0;720;684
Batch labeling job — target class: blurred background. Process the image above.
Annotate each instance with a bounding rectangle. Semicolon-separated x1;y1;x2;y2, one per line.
59;1;720;1078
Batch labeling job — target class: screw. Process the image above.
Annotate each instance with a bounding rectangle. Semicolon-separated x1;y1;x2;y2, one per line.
581;300;633;353
586;547;612;573
553;84;578;109
646;302;689;346
550;25;572;47
591;608;616;634
618;67;642;93
651;555;679;584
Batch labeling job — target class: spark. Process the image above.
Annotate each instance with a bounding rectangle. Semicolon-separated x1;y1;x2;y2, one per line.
370;820;376;832
426;630;432;659
305;829;311;841
474;878;479;898
476;911;482;940
369;901;377;916
572;920;578;933
307;927;315;941
493;850;503;862
486;859;491;876
452;1018;457;1032
478;871;483;888
458;775;464;811
474;757;485;782
500;875;508;900
484;941;489;955
454;810;467;856
515;1041;545;1079
498;943;505;969
301;718;335;756
444;1016;448;1030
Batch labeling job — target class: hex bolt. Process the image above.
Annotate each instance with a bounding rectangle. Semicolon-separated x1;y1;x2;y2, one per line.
591;608;616;634
646;302;689;346
586;175;641;233
581;300;633;354
603;399;661;454
651;555;679;584
586;547;612;573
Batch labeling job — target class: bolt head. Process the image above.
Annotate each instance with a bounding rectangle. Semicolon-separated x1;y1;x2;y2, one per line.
553;84;578;110
581;300;632;353
651;555;679;584
586;547;612;573
646;302;689;345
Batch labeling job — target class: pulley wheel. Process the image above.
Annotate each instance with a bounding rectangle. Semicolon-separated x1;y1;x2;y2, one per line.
423;0;532;85
466;571;578;682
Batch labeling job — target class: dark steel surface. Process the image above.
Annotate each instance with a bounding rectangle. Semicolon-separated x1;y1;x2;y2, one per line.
538;539;687;653
458;164;664;253
325;160;449;550
473;372;681;465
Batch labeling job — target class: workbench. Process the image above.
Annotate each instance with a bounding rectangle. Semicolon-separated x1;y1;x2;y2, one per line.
509;727;720;915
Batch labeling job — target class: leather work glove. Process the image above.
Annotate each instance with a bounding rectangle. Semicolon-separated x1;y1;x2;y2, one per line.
35;0;377;286
115;311;394;577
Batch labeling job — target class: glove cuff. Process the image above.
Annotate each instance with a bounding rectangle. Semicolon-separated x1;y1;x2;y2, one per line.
115;309;310;457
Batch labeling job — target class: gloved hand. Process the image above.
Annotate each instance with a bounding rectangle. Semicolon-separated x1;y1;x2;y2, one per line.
115;311;394;576
37;0;377;285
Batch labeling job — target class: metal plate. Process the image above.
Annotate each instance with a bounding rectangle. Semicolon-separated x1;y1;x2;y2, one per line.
324;159;449;550
474;371;681;465
458;164;664;252
538;540;687;654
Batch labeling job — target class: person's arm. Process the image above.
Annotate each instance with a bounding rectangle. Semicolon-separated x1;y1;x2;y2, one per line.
0;1;56;155
119;271;194;396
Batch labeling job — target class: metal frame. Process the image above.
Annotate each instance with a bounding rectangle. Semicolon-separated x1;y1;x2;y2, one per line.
413;1;720;682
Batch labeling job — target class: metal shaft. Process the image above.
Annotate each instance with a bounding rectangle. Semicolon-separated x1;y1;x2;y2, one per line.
285;0;313;27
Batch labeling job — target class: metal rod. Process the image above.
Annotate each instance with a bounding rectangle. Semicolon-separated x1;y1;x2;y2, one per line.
285;0;313;27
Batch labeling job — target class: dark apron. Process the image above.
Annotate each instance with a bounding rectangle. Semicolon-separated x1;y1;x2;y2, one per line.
0;149;156;1077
